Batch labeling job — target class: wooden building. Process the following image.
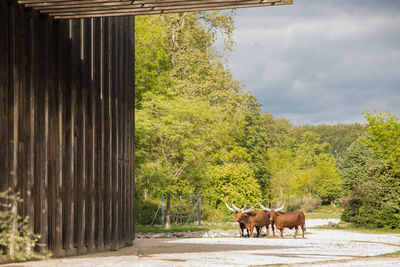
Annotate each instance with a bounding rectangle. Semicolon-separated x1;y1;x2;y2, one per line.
0;0;291;257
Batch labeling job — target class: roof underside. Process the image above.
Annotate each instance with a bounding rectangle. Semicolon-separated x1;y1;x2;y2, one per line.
18;0;292;19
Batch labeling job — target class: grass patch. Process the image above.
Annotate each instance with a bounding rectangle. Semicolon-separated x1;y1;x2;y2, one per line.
380;250;400;257
305;213;341;219
313;204;343;213
136;223;237;233
305;204;342;219
314;223;400;234
339;227;400;234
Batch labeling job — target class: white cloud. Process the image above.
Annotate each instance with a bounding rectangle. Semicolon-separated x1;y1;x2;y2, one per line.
225;0;400;125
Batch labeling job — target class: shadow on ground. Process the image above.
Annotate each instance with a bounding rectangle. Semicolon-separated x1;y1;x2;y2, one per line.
75;238;301;258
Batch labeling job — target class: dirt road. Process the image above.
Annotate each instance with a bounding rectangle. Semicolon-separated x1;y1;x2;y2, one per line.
4;220;400;266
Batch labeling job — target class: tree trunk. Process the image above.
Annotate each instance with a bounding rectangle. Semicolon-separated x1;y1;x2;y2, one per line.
165;195;171;229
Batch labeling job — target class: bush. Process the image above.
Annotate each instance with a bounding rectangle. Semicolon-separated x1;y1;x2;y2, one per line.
286;195;321;212
302;196;322;212
0;189;40;262
341;179;400;229
201;202;232;223
206;163;263;208
135;198;161;225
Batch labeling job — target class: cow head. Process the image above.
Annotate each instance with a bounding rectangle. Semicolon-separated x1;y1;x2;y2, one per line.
259;202;284;223
225;203;253;222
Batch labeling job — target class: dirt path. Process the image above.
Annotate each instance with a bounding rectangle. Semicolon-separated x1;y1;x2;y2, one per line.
3;220;400;266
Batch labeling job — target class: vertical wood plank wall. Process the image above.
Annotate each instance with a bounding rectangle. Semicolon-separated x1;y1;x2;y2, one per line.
0;1;135;256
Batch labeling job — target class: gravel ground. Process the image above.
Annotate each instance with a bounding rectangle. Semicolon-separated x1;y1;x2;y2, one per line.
4;219;400;267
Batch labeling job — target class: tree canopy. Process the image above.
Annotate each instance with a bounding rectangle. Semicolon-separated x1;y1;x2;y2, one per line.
340;111;400;228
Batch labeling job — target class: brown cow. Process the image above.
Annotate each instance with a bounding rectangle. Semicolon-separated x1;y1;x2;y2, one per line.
230;206;270;238
262;204;306;238
225;203;261;237
258;203;284;237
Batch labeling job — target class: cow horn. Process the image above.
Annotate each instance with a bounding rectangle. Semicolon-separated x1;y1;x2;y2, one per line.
275;205;284;212
243;206;253;213
224;202;235;212
259;202;270;211
231;203;241;211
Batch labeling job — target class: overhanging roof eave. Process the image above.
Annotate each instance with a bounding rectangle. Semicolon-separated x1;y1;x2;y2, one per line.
18;0;292;19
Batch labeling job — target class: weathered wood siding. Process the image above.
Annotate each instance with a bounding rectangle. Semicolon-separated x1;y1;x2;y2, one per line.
0;0;135;256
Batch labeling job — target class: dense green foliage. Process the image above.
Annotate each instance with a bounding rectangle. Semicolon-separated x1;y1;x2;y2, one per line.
291;124;364;160
135;12;278;209
361;111;400;177
206;163;262;207
340;111;400;228
268;131;341;206
134;12;399;229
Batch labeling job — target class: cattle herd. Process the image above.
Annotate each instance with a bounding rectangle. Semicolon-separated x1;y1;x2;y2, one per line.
225;203;306;238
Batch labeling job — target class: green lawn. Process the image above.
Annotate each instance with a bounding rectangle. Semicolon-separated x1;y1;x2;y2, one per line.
318;225;400;234
305;213;341;219
305;204;342;219
136;220;400;235
136;223;237;233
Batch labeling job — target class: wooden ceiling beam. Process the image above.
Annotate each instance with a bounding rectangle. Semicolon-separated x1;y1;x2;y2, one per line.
33;0;279;11
54;2;289;19
41;0;280;14
22;0;275;6
17;0;292;19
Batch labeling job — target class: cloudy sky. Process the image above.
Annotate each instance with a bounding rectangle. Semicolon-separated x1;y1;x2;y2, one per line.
225;0;400;125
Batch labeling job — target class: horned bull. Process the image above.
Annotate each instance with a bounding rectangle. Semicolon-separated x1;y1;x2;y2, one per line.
260;203;306;238
258;203;284;237
225;203;261;237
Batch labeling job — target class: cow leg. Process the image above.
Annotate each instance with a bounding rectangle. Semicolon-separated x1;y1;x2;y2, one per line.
294;226;298;238
271;224;275;237
301;224;305;238
249;227;254;238
266;225;269;238
280;228;284;238
247;228;250;238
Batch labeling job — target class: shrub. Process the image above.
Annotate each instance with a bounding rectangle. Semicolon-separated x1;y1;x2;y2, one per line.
206;163;262;209
341;179;400;229
301;195;322;212
201;202;232;223
135;198;161;225
0;189;40;262
286;195;321;212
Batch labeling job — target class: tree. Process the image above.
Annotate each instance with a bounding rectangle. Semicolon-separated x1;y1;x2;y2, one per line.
135;16;171;107
339;140;374;193
135;96;227;198
291;124;364;160
268;132;341;205
312;155;341;203
206;162;262;208
340;111;400;228
361;110;400;177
